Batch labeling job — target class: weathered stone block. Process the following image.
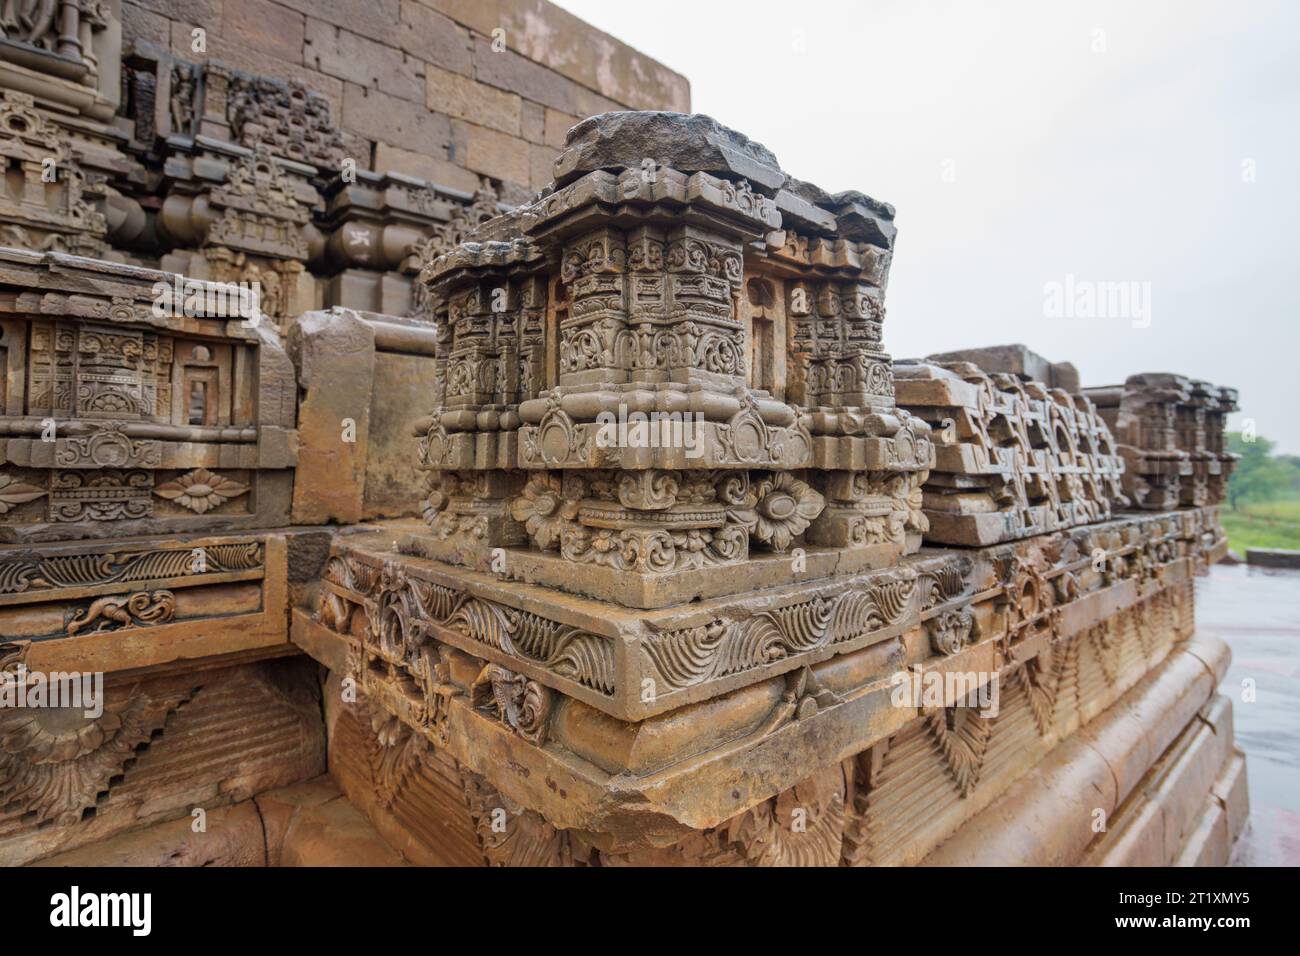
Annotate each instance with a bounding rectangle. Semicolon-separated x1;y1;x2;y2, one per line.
307;19;428;104
343;82;453;158
543;106;577;148
222;0;307;65
451;119;532;186
287;308;376;524
397;0;475;75
373;142;484;193
426;63;522;135
423;0;689;111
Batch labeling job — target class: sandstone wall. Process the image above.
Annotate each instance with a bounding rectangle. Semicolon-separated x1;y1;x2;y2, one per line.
121;0;690;199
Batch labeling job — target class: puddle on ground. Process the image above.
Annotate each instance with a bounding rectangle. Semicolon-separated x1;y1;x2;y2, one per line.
1197;564;1300;865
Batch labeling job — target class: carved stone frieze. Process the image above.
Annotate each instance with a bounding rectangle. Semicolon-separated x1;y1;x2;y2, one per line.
1084;373;1239;510
0;250;297;540
66;589;176;635
302;502;1211;857
313;503;1219;738
0;91;109;257
0;539;263;597
894;358;1126;545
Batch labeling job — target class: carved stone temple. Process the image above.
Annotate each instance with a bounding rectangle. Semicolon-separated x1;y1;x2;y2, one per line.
0;2;1245;867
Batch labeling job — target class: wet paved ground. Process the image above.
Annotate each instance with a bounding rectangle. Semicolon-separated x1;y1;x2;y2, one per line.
1196;563;1300;866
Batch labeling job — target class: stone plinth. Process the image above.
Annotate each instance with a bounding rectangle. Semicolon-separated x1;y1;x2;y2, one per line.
293;503;1224;858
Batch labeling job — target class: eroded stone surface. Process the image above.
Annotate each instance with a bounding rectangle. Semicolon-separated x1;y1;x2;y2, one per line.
553;111;785;189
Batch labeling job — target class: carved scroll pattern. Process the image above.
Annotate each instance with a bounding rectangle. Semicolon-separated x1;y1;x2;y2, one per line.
642;574;916;691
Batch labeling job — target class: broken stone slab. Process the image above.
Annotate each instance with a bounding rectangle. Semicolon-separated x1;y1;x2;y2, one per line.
553;111;787;190
894;359;1125;545
766;176;898;248
1245;547;1300;569
925;343;1080;394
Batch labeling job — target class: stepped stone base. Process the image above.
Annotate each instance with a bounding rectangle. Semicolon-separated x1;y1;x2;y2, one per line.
924;635;1242;865
250;507;1244;866
36;635;1244;868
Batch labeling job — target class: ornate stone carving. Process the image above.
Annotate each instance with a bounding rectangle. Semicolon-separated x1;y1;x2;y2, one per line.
510;474;575;550
155;469;250;515
55;425;160;469
48;470;152;522
927;608;975;656
0;688;192;827
0;251;297;540
0;540;262;596
925;706;992;797
0;91;108;256
470;664;552;744
0;473;44;513
65;589;176;635
723;764;849;866
461;771;573;867
406;112;932;608
894;356;1126;545
1084;373;1239;510
729;472;825;552
207;148;311;261
227;76;344;169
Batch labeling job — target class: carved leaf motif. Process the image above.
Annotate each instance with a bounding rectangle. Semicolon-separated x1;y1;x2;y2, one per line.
725;764;848;866
461;769;573;866
154;468;250;514
0;690;192;827
361;703;426;810
0;475;46;514
924;707;993;798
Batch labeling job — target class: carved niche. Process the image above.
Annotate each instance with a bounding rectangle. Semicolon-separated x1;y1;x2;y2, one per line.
0;249;297;541
0;91;108;257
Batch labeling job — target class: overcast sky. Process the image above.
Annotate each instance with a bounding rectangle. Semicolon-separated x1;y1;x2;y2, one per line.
556;0;1299;452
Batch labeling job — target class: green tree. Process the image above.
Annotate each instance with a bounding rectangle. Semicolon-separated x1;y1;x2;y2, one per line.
1226;433;1300;509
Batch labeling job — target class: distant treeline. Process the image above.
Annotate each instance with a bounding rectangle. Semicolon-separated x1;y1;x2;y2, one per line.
1226;432;1300;509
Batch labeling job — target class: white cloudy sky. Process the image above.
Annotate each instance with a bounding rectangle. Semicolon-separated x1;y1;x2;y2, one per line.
556;0;1300;452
